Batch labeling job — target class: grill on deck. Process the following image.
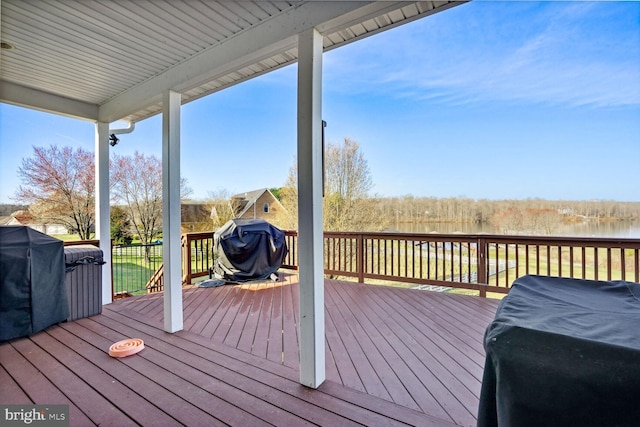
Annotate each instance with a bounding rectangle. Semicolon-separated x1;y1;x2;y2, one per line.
0;226;68;341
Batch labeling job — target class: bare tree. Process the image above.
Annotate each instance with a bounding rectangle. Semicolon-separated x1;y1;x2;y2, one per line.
490;207;525;234
206;189;235;230
281;137;387;232
323;138;369;230
524;208;563;235
111;151;192;248
16;145;95;239
276;164;300;230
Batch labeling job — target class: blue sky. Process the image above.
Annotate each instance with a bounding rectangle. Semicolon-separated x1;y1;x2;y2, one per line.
1;1;639;203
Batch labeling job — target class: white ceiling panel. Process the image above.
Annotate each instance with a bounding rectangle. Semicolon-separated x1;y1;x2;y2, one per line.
0;0;461;123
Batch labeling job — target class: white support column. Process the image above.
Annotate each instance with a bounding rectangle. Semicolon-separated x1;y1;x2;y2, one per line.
95;122;112;305
162;90;183;333
297;27;325;388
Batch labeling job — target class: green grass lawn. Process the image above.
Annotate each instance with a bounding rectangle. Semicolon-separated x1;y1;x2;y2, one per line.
112;245;162;295
53;236;160;295
52;234;84;241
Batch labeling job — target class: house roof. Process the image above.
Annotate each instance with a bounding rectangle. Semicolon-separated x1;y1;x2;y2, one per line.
180;202;212;223
6;209;33;224
0;0;460;124
231;188;283;218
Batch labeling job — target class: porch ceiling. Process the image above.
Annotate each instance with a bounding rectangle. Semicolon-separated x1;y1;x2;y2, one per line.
0;0;460;124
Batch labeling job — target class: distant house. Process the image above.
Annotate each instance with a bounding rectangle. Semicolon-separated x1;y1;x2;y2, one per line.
230;188;286;222
2;210;68;235
179;190;286;233
180;202;215;233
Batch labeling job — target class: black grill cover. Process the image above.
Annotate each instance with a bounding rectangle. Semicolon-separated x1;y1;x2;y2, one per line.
0;226;69;341
213;219;287;282
478;275;640;427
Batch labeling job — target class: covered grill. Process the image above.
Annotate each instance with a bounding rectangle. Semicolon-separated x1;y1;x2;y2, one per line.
213;219;287;282
0;226;69;341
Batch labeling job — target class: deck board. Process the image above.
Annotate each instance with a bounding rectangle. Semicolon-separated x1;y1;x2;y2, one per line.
1;275;499;427
183;284;231;332
236;283;266;354
10;336;136;426
29;330;181;426
50;324;211;426
324;282;393;400
166;275;498;427
0;343;94;425
282;279;300;369
101;305;443;426
252;284;274;359
328;281;412;406
267;283;284;363
0;364;31;404
108;304;451;427
333;280;478;426
384;287;488;364
373;287;486;381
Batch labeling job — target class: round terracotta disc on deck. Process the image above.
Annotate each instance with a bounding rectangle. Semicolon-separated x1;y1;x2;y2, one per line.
109;338;145;358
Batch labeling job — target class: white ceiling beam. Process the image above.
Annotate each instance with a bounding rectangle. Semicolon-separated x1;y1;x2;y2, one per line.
0;81;99;121
98;1;391;123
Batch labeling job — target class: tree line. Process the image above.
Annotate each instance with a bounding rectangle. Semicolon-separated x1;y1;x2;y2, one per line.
377;196;640;225
10;141;639;241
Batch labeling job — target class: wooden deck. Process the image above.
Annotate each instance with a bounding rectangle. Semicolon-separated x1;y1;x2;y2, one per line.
1;275;500;426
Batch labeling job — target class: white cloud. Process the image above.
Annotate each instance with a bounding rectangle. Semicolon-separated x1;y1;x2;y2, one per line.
325;1;640;108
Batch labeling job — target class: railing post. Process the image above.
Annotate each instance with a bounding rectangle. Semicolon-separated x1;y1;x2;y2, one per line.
183;234;192;285
110;239;114;300
477;237;487;298
357;234;365;283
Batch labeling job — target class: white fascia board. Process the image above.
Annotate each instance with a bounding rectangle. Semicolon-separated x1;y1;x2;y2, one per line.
0;81;99;121
317;0;412;34
320;1;462;51
98;1;378;123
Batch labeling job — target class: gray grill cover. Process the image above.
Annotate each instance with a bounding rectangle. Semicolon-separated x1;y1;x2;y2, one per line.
478;275;640;427
213;219;287;282
0;226;68;341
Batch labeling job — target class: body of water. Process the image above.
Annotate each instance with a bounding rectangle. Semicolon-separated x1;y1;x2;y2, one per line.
394;220;640;238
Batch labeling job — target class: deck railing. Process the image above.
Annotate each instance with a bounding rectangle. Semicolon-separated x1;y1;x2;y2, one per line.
194;231;640;297
136;231;640;298
111;242;163;296
182;232;215;285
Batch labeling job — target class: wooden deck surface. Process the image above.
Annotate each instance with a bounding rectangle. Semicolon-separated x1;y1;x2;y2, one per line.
1;275;499;426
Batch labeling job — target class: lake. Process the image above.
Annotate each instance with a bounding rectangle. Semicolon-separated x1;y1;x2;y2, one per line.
394;220;640;238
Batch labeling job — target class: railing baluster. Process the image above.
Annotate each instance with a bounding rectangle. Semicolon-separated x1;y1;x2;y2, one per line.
515;244;520;281
570;246;574;278
405;239;409;279
558;245;562;277
495;243;500;287
458;241;463;283
435;241;439;282
504;243;509;288
126;231;639;300
635;248;639;283
427;241;431;280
